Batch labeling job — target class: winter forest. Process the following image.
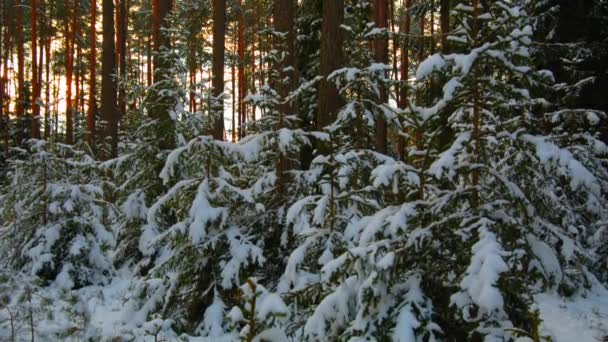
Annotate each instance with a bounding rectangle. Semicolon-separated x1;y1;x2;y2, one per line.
1;0;608;340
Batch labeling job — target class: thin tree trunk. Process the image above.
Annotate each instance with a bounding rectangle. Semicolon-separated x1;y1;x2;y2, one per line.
64;0;74;144
391;0;399;105
317;0;344;131
31;0;40;138
440;0;449;52
101;0;117;157
237;0;245;138
430;2;435;54
118;0;127;127
374;0;389;153
398;0;412;160
0;0;6;151
250;39;256;123
211;0;226;140
146;35;152;87
273;0;296;189
53;73;59;139
148;0;175;149
416;3;426;200
44;31;51;140
16;3;25;143
471;0;480;207
88;0;96;146
231;30;236;142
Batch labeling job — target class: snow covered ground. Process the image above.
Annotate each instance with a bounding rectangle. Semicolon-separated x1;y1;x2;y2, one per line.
2;267;608;341
536;286;608;342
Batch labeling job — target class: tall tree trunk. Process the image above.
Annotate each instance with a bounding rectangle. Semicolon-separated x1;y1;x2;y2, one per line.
149;0;175;149
146;35;152;87
189;47;196;112
374;0;388;153
117;0;127;128
273;0;296;189
211;0;226;140
398;0;412;160
0;0;7;151
440;0;449;52
237;0;245;139
317;0;344;132
16;2;25;143
64;0;74;144
471;0;480;207
88;0;96;146
101;0;117;157
231;30;236;142
75;44;81;132
31;0;40;138
44;28;51;139
391;0;399;105
250;39;256;123
416;3;426;200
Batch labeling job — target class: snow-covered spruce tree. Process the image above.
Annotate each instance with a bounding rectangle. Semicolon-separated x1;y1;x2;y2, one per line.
0;140;115;290
528;0;608;286
106;7;213;269
276;0;608;341
118;8;320;334
274;2;436;339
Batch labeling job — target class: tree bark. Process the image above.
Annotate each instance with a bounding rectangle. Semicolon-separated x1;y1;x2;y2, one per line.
146;35;152;87
374;0;388;153
117;0;127;128
211;0;226;140
148;0;175;149
237;0;245;139
88;0;96;146
16;2;25;143
471;0;480;207
64;0;74;144
0;0;7;150
273;0;297;189
44;18;51;140
440;0;449;52
317;0;344;132
31;0;40;138
101;0;118;157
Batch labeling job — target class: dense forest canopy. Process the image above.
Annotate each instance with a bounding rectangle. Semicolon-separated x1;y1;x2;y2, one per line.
0;0;607;340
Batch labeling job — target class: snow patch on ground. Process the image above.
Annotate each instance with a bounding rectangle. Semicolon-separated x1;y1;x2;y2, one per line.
536;288;608;342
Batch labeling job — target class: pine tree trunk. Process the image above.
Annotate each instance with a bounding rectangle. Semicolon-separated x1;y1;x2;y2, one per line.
31;0;40;138
398;0;411;160
440;0;449;52
117;0;127;128
250;39;256;123
0;0;6;151
101;0;118;157
231;30;236;142
391;0;399;105
471;0;480;207
317;0;344;132
146;35;152;87
64;0;74;144
148;0;175;148
44;27;51;140
237;0;245;139
88;0;96;146
374;0;388;153
416;4;426;200
16;3;25;143
211;0;226;140
273;0;296;189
